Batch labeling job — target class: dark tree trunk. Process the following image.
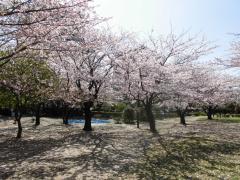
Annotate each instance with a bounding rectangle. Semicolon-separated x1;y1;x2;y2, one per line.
63;115;69;125
180;114;186;125
16;118;22;138
15;108;22;138
136;114;140;128
136;110;140;128
177;109;187;126
35;103;41;126
136;100;140;129
14;95;23;138
13;109;17;124
207;106;213;120
63;105;69;125
83;101;93;131
144;104;156;132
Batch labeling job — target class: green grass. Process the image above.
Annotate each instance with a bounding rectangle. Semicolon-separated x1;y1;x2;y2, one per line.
130;136;240;179
125;116;240;179
197;116;240;123
214;117;240;123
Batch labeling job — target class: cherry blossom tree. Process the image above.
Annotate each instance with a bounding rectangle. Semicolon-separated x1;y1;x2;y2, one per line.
187;66;234;120
0;0;96;66
227;38;240;68
167;65;231;123
50;28;120;131
162;65;199;125
114;32;213;132
0;58;58;138
49;51;81;125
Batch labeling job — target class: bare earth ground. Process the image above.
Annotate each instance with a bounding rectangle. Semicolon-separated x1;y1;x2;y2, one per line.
0;116;240;179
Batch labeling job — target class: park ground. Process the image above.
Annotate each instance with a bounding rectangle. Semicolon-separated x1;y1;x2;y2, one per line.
0;116;240;179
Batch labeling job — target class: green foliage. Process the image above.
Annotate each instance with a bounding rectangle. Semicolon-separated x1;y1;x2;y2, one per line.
191;111;206;116
0;88;15;108
113;116;122;124
0;58;59;108
153;111;178;120
93;111;122;118
232;114;240;118
123;106;135;124
138;107;147;122
97;102;113;112
92;111;123;124
113;102;127;112
0;51;10;67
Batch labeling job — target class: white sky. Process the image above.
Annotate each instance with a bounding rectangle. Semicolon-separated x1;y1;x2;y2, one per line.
96;0;173;34
95;0;240;59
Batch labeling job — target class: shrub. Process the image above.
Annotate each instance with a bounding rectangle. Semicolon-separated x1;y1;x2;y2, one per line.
138;108;147;122
225;114;231;118
123;107;135;124
113;103;127;112
93;111;122;119
232;114;240;117
192;111;206;116
114;117;122;124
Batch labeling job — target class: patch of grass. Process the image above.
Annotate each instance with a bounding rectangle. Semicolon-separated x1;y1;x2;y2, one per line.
198;117;240;123
214;117;240;123
130;136;240;179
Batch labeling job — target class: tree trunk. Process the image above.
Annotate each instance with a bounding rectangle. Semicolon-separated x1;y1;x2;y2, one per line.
63;105;69;125
136;100;140;129
177;109;187;126
136;110;140;128
63;115;69;125
83;101;93;131
180;112;186;126
15;108;22;138
207;106;213;120
35;104;41;126
180;114;186;125
144;104;156;132
16;118;22;138
13;109;17;124
14;95;23;138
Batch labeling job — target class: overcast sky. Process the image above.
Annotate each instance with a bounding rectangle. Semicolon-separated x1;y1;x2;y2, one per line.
95;0;240;59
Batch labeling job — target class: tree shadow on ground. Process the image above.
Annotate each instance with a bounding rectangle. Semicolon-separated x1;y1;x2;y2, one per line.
0;126;151;179
0;136;65;179
132;134;240;179
1;120;240;179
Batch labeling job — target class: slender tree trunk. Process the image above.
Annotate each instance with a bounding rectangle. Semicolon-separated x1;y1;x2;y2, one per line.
83;101;93;131
13;109;17;124
14;94;25;138
136;100;140;129
207;106;213;120
35;103;41;126
136;112;140;128
15;108;22;138
144;103;156;132
180;112;186;126
136;109;140;128
63;105;69;125
16;117;22;138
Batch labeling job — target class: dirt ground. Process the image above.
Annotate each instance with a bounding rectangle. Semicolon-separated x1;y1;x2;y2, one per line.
0;116;240;179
